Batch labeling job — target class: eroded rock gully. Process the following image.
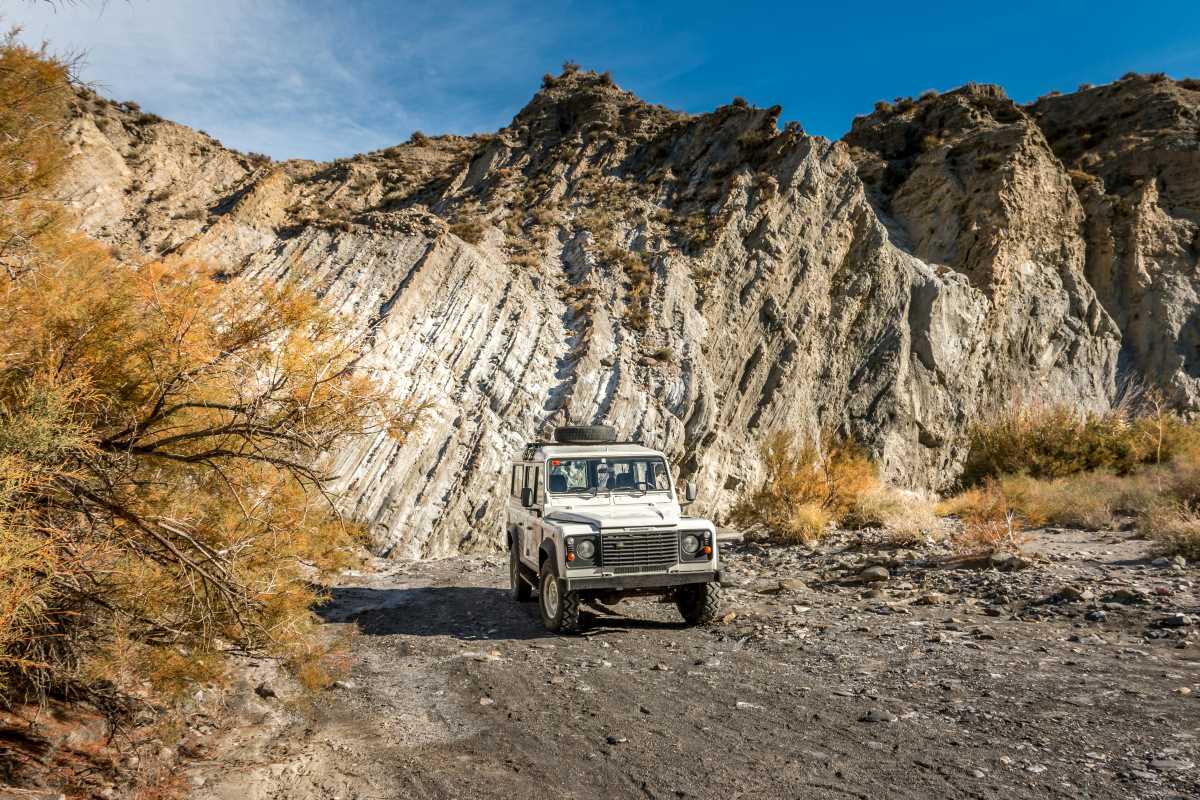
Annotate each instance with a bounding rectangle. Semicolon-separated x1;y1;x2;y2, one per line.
59;71;1200;557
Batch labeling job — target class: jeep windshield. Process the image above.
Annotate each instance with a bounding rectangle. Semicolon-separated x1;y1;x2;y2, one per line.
546;456;672;495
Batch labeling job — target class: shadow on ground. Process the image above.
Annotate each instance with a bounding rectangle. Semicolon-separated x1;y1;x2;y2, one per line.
315;585;692;640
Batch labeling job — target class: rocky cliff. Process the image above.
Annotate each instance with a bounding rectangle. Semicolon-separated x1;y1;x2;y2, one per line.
1030;75;1200;408
57;69;1198;557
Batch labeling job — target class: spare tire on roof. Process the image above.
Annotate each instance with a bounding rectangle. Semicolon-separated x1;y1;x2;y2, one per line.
553;425;617;444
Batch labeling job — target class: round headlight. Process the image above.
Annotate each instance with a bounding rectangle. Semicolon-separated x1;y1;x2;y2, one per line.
576;539;596;559
681;534;700;554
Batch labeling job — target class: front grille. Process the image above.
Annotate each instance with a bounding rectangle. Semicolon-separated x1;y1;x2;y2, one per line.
601;529;678;572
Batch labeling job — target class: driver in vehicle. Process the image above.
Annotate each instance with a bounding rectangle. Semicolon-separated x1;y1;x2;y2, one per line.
546;457;671;495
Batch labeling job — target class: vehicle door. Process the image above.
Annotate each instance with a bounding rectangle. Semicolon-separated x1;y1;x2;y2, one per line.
508;464;530;558
523;464;544;563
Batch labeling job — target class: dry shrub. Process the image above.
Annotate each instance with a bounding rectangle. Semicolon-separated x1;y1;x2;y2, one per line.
0;38;425;709
1161;440;1200;504
675;211;716;252
939;481;1027;554
919;133;943;152
1141;505;1200;560
650;347;674;362
0;248;422;704
849;485;943;545
729;430;876;545
449;217;487;244
1136;440;1200;557
530;205;559;228
0;32;72;266
962;398;1196;485
965;418;1200;540
998;473;1122;530
780;503;832;544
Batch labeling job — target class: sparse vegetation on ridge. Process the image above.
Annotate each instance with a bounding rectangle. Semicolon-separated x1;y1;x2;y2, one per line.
449;215;487;244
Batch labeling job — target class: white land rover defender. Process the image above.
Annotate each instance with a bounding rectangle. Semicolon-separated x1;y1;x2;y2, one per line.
506;425;723;633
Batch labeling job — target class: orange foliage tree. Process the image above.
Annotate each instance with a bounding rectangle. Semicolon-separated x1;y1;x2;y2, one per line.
0;34;421;706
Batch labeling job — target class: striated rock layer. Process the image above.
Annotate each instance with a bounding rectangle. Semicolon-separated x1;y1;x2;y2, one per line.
1030;75;1200;408
57;70;1197;557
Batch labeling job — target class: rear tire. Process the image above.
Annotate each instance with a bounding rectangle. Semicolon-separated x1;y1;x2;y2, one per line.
509;538;532;602
539;560;581;633
676;582;722;625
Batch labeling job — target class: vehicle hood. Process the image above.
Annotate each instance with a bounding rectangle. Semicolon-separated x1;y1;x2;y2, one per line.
545;506;681;529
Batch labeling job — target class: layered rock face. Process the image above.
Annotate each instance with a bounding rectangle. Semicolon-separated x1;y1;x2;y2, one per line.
57;71;1194;557
843;84;1119;413
1030;76;1200;407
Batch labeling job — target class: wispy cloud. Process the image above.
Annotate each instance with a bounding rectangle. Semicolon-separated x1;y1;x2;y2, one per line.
10;1;1200;157
12;0;400;158
9;0;697;161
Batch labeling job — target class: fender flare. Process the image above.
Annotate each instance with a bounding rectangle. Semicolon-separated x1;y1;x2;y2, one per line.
538;538;559;572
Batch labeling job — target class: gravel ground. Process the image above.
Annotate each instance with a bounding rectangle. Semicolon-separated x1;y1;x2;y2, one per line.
189;527;1199;800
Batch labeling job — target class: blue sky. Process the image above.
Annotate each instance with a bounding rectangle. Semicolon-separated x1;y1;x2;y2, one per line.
11;0;1200;161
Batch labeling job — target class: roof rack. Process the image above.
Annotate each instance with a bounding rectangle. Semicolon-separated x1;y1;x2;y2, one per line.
522;440;646;459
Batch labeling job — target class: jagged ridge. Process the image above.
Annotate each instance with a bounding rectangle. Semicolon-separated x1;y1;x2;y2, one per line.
57;68;1199;557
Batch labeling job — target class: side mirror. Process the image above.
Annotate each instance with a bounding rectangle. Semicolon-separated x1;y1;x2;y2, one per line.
684;482;697;503
521;487;533;508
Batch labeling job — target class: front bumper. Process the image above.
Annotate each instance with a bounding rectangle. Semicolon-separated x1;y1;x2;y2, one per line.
564;570;720;593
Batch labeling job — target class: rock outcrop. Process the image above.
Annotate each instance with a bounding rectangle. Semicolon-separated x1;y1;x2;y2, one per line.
1030;75;1200;408
56;70;1197;557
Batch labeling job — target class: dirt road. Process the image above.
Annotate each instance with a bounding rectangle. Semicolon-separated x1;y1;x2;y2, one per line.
191;530;1199;800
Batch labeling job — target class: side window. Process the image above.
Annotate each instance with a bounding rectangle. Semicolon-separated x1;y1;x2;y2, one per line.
650;462;670;490
510;466;521;498
524;466;534;495
532;467;543;504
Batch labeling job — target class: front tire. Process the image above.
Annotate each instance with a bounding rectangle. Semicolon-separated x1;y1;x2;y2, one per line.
676;581;722;625
539;560;581;634
509;538;532;602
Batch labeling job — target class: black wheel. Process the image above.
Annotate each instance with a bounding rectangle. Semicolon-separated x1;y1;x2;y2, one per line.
676;582;722;625
509;538;532;602
553;425;616;444
539;560;581;633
